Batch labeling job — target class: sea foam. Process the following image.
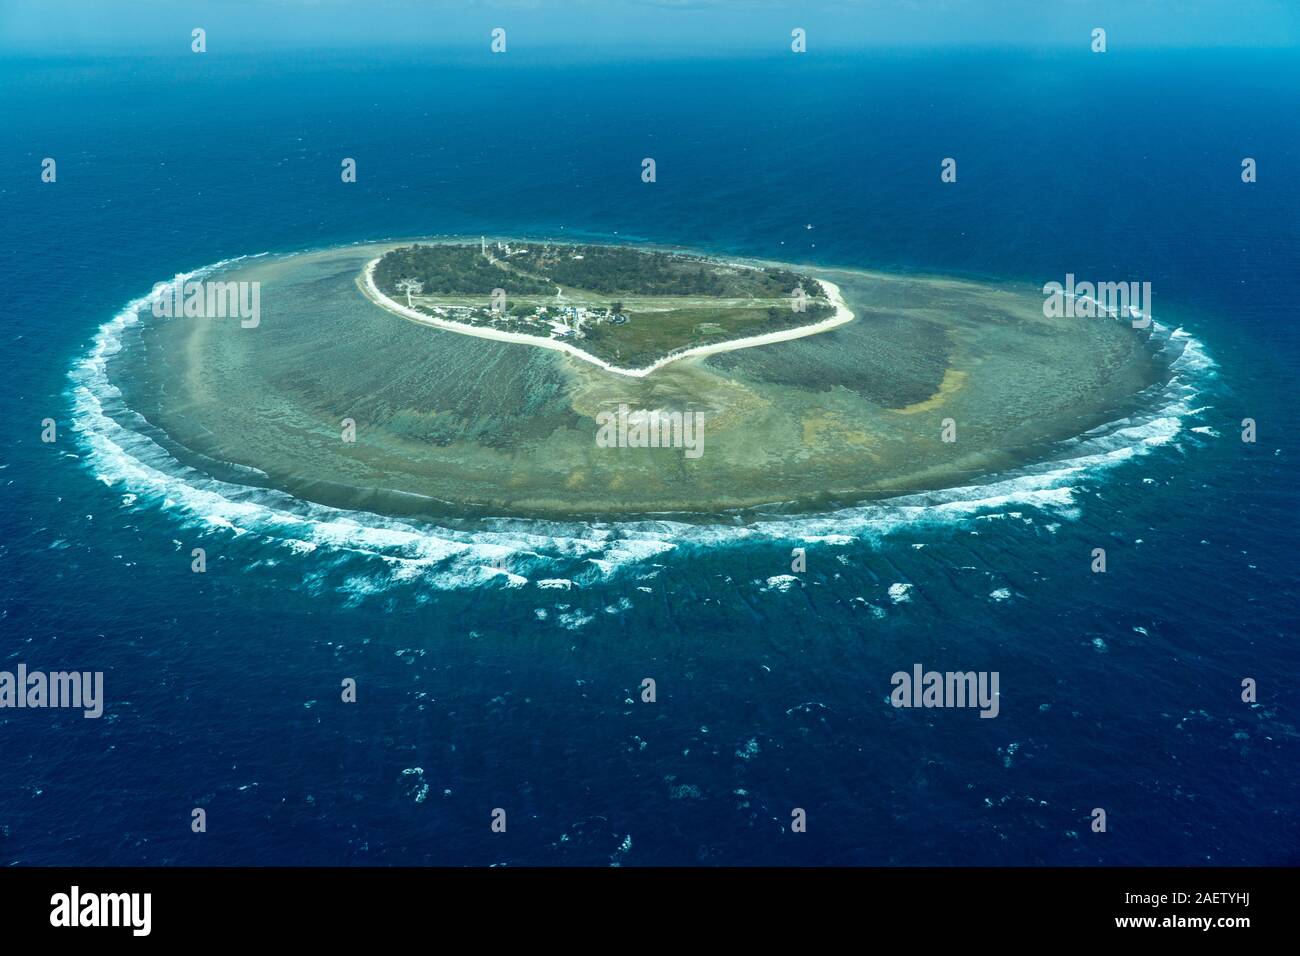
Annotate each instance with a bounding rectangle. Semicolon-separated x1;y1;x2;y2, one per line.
68;260;1218;595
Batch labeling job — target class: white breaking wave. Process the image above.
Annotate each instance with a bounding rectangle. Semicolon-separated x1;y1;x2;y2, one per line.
67;259;1217;593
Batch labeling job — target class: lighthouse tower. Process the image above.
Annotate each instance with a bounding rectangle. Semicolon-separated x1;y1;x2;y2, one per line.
481;236;487;256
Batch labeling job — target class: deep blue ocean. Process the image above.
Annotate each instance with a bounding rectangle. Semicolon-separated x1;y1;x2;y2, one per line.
1;47;1297;865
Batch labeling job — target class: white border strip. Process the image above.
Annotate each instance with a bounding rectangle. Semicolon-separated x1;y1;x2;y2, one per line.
359;256;855;378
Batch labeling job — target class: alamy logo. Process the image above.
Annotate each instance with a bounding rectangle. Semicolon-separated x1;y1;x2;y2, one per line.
1042;274;1151;328
0;664;103;718
152;279;261;328
596;404;704;459
50;886;151;936
890;664;1000;718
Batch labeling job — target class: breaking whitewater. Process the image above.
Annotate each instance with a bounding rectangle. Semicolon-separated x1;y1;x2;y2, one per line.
67;256;1218;600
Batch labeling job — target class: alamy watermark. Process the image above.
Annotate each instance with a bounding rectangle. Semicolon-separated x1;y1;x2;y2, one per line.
890;663;1000;718
0;664;103;718
152;279;261;328
1042;274;1151;328
596;404;704;459
50;886;150;936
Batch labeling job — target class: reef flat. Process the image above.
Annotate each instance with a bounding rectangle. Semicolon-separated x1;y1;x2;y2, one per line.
113;240;1168;519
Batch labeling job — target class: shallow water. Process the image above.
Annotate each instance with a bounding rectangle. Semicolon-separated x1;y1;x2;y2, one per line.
112;242;1171;521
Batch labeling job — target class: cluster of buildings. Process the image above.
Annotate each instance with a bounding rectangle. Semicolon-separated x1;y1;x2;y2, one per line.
428;302;628;340
460;238;630;338
552;305;628;334
482;237;526;259
525;305;627;339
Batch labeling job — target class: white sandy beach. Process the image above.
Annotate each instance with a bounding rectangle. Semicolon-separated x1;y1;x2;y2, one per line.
360;256;855;378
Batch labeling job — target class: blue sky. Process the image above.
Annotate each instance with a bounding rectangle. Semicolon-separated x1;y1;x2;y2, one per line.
2;0;1297;53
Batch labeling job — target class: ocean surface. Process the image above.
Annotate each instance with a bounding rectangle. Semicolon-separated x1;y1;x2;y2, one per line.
0;47;1297;865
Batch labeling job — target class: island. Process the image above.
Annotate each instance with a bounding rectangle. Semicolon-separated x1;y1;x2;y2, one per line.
112;239;1172;519
361;240;854;375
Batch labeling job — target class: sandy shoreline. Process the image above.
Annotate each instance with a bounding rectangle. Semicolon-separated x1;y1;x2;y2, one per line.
359;256;855;378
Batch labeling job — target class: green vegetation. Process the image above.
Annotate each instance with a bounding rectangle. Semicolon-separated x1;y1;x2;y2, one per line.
580;303;835;367
372;241;838;368
510;244;821;297
375;244;555;295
